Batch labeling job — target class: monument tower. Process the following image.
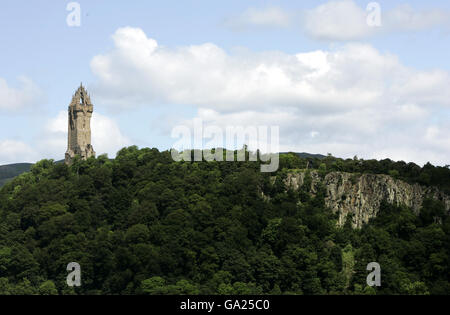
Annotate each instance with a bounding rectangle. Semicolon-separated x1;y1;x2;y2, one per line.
65;83;96;165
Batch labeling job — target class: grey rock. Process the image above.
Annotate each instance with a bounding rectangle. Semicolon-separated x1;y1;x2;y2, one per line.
284;171;450;228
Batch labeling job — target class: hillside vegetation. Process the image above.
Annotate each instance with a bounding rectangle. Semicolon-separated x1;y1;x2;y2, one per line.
0;147;449;294
0;163;33;187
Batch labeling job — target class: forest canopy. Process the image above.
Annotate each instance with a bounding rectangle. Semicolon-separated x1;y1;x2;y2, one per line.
0;147;449;295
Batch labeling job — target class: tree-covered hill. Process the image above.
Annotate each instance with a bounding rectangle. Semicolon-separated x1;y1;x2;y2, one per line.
0;147;449;295
0;163;33;187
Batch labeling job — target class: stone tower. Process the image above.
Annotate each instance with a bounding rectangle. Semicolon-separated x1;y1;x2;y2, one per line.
65;83;96;165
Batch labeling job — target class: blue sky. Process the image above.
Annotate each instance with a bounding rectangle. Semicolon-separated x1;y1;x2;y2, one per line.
1;0;450;165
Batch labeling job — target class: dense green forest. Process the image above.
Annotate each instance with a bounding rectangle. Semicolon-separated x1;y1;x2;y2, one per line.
0;146;449;295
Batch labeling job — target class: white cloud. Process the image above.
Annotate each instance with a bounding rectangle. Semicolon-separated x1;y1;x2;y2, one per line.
302;0;450;41
91;112;131;156
0;76;44;112
304;0;373;41
90;27;450;166
0;140;38;165
91;28;449;111
385;4;450;32
92;28;396;111
394;70;450;107
224;7;291;30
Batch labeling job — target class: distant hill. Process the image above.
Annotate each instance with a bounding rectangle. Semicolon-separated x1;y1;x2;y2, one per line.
281;152;327;159
0;163;33;187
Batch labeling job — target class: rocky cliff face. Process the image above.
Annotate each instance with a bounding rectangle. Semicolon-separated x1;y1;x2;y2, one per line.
284;171;450;228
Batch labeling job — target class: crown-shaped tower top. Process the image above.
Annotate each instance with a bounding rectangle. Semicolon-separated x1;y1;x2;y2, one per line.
70;83;93;107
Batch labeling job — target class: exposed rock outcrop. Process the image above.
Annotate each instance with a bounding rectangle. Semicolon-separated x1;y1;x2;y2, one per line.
285;171;450;228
